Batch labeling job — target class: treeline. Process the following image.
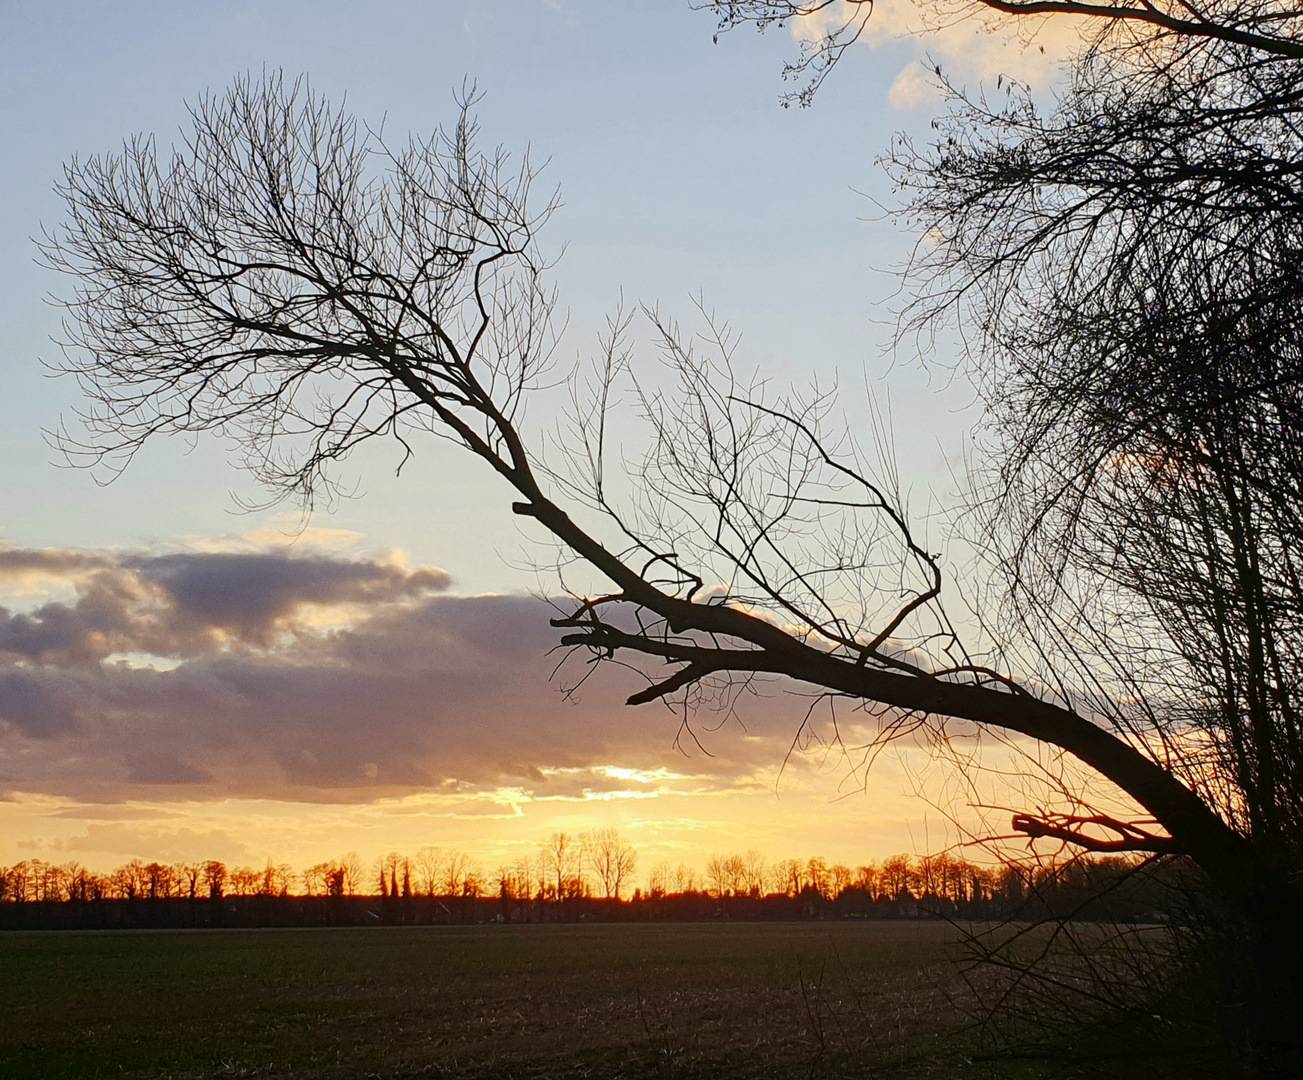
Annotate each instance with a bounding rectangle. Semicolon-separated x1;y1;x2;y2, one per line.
0;832;1179;930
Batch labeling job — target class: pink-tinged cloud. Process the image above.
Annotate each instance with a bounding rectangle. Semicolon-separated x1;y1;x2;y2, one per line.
0;546;815;806
0;547;452;665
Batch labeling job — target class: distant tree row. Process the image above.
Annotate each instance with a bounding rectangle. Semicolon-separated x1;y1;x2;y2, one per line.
693;850;1005;906
0;857;309;903
1;831;1168;923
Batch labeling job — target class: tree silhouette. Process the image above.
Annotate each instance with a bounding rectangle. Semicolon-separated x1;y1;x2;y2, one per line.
40;56;1303;1068
585;827;638;901
705;1;1303;1069
541;832;583;904
202;861;227;900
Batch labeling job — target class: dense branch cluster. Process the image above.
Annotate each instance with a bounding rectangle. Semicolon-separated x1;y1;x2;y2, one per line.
886;1;1303;859
692;2;1303;1065
702;0;1303;104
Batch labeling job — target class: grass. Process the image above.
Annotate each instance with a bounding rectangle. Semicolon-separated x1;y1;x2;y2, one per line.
0;920;996;1079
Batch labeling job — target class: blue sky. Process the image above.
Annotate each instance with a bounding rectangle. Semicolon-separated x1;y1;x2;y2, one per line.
0;0;964;584
0;1;1080;875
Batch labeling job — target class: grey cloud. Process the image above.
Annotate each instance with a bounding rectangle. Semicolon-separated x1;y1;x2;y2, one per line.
501;763;548;783
123;753;215;785
48;806;174;820
0;549;807;805
0;548;112;577
0;546;452;666
0;669;78;737
127;551;451;642
0;575;138;666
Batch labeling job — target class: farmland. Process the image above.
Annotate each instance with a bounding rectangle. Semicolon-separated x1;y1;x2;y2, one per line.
0;921;994;1078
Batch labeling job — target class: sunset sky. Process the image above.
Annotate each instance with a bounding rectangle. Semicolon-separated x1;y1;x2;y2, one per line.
0;2;1081;880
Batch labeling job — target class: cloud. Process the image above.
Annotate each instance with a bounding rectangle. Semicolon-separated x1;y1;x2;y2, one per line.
888;63;942;110
205;520;366;552
0;669;78;737
123;753;215;785
0;545;451;667
791;0;1089;105
64;823;254;864
127;550;450;643
0;545;816;810
0;547;110;579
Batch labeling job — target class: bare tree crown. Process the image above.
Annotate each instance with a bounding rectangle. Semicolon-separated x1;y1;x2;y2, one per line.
45;72;557;509
42;68;1285;911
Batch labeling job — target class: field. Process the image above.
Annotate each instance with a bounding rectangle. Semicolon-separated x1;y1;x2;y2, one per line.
0;921;994;1079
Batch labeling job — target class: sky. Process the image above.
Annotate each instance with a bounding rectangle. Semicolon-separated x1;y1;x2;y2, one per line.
0;1;1083;881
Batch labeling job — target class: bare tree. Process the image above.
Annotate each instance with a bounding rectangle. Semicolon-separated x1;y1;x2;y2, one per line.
540;832;583;903
413;846;441;897
438;850;479;898
144;862;175;899
771;858;803;898
227;867;258;897
177;862;202;899
44;70;1261;898
340;852;363;897
881;53;1303;1071
303;862;331;897
673;863;700;894
705;2;1303;1065
5;863;31;903
64;864;87;902
878;855;912;902
714;11;1303;851
202;860;228;900
258;862;294;897
647;859;672;898
584;827;638;900
804;856;831;899
498;856;534;904
705;855;729;900
741;848;766;897
41;67;1302;1062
